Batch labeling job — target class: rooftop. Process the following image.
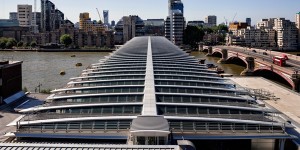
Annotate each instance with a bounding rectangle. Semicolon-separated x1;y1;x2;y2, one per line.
9;36;294;146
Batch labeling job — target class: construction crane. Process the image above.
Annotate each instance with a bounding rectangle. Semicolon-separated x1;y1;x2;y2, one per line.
232;13;237;23
223;16;228;26
96;8;103;24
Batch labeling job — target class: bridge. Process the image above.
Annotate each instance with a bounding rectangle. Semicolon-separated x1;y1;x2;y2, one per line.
199;45;300;92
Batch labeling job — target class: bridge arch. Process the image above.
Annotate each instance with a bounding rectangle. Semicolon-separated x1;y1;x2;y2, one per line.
226;56;248;67
211;51;222;57
253;67;295;89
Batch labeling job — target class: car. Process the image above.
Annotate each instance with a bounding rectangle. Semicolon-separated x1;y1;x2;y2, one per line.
263;52;268;55
252;50;257;53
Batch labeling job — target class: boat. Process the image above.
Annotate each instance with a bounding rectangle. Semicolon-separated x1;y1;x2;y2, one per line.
76;63;82;67
60;70;65;75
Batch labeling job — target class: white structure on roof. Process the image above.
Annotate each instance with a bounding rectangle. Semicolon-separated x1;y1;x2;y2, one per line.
9;36;294;150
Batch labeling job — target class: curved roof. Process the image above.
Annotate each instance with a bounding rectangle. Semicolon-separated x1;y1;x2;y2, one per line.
15;36;291;141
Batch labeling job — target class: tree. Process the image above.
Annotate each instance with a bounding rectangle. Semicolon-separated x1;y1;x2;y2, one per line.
17;41;24;47
183;26;204;49
5;38;17;49
30;41;37;48
60;34;73;47
0;38;7;49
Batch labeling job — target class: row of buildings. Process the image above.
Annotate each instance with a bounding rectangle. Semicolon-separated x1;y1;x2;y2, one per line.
227;14;300;50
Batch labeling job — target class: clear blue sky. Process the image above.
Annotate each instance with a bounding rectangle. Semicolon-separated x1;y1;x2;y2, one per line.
1;0;299;25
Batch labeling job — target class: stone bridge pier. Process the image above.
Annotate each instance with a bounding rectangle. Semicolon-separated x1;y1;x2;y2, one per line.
291;73;300;92
218;49;228;64
241;57;255;76
205;46;213;56
198;43;203;51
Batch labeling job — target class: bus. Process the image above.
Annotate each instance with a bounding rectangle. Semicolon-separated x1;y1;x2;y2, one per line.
272;56;286;66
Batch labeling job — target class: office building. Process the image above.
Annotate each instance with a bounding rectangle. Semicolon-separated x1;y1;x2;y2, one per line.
246;18;251;26
165;0;185;45
4;36;295;150
111;20;115;27
227;26;276;47
17;5;32;27
32;12;41;33
9;12;18;20
0;19;20;27
273;18;298;50
0;26;29;41
0;61;23;105
205;15;217;27
79;12;106;33
103;10;109;25
114;15;145;44
257;18;275;29
41;0;65;32
144;19;165;36
187;20;204;27
229;22;248;31
296;12;300;48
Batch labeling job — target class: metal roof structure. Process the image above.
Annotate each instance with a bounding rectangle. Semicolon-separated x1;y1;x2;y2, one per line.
6;36;294;148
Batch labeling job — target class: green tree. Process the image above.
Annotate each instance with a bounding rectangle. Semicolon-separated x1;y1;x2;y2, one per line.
60;34;73;47
30;41;37;47
5;38;17;49
0;38;7;49
183;26;204;49
17;41;24;47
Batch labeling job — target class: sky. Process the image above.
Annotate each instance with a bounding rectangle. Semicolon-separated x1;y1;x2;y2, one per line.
0;0;299;25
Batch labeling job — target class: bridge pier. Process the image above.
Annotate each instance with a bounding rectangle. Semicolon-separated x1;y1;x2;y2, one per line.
206;46;213;56
241;57;255;76
198;43;203;51
291;74;300;92
217;49;228;64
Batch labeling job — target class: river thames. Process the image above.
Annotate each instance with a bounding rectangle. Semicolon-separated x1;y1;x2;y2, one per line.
1;51;246;92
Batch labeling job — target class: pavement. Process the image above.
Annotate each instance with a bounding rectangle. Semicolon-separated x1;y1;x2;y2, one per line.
230;77;300;128
0;93;49;142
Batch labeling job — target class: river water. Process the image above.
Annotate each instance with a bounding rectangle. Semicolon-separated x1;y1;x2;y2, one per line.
0;51;247;92
0;51;109;92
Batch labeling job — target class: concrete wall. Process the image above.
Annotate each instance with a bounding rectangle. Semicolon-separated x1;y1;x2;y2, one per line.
251;139;275;150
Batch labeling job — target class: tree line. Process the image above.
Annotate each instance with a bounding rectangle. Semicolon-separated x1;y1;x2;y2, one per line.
183;24;228;49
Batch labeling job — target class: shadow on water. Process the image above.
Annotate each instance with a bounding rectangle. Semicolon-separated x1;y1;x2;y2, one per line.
191;51;246;76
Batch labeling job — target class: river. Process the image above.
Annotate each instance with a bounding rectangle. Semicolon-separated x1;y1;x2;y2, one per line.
0;51;109;92
0;51;248;92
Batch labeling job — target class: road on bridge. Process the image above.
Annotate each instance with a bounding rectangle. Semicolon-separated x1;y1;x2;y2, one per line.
215;46;300;73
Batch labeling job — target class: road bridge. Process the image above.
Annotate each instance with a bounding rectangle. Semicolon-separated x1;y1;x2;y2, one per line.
199;45;300;92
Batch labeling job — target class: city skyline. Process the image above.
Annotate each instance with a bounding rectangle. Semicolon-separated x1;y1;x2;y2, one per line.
0;0;299;25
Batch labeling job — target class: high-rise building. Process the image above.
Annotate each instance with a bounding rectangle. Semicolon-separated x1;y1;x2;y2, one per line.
41;0;64;32
165;0;185;45
17;5;32;27
103;10;109;25
9;12;18;20
32;12;41;33
111;20;115;27
256;18;298;50
144;19;165;36
246;18;251;26
114;15;145;44
296;12;300;48
41;0;54;32
205;15;217;27
273;18;298;50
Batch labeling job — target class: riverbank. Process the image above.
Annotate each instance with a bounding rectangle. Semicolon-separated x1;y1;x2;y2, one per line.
0;48;115;52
